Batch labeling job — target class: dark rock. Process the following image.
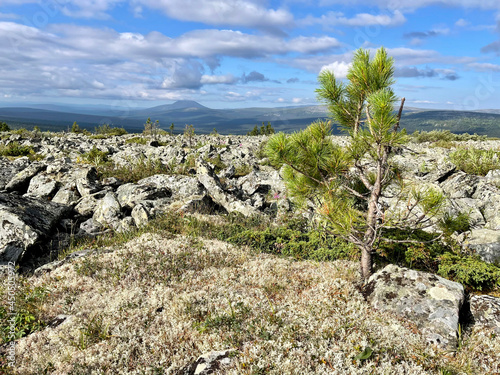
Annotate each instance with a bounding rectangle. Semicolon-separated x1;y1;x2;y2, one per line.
5;162;46;193
0;192;70;264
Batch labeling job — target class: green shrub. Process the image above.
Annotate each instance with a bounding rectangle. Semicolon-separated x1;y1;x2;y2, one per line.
227;226;357;262
0;122;10;132
439;211;471;236
449;147;500;176
0;279;49;345
94;124;127;136
411;130;487;143
206;154;227;173
0;142;35;157
125;137;147;145
234;164;253;177
78;146;109;166
72;313;111;350
99;155;170;183
438;253;500;291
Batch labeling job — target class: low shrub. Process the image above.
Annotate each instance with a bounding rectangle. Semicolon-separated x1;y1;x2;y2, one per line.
449;147;500;176
0;278;49;345
411;130;488;143
206;154;227;173
94;124;127;136
227;227;357;262
438;253;500;291
0;142;36;158
78;146;109;166
0;122;10;132
99;155;170;183
125;137;147;145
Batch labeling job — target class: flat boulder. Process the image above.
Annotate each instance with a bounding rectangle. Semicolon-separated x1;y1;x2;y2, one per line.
465;228;500;264
470;295;500;334
0;192;70;264
363;264;465;349
116;181;172;209
0;156;30;190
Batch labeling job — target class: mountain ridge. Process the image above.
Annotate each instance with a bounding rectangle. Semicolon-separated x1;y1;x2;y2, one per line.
1;100;500;137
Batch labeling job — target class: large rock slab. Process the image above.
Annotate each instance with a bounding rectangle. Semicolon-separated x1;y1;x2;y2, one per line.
470;295;500;333
137;174;203;199
196;160;260;217
5;161;46;193
472;182;500;230
364;264;465;349
93;192;122;229
116;181;172;209
0;156;30;190
465;229;500;264
0;192;70;264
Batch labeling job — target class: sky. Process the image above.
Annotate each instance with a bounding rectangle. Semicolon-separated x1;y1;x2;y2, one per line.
0;0;500;111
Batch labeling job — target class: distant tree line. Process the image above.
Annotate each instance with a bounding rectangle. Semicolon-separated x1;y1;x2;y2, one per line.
247;122;275;136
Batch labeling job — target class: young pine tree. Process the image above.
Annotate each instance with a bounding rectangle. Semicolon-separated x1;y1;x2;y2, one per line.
266;47;445;280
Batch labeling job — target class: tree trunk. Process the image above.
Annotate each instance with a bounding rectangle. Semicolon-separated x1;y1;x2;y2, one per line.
360;155;385;280
360;244;373;280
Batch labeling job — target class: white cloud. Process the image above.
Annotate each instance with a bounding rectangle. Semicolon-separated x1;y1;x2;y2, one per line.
320;61;351;78
0;12;20;20
302;10;406;28
132;0;294;32
455;18;469;27
468;62;500;72
60;0;124;19
318;0;500;11
410;100;438;104
201;74;238;84
0;20;342;100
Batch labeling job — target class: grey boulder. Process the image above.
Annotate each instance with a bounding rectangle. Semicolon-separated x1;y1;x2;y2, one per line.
470;295;500;333
364;264;465;349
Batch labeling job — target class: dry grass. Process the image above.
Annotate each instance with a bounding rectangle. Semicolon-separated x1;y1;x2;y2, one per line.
5;233;500;374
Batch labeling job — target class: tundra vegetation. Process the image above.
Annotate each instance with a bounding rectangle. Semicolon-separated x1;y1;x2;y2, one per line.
1;56;500;371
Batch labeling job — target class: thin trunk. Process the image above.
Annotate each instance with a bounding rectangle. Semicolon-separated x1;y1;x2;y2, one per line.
393;97;406;133
360;147;385;280
353;100;363;135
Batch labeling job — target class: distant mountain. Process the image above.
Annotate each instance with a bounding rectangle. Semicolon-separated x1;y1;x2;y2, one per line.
1;101;500;137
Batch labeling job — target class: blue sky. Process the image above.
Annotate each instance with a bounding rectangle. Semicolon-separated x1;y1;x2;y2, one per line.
0;0;499;110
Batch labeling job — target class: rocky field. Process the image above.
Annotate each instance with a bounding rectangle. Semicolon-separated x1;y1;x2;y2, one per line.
1;130;500;374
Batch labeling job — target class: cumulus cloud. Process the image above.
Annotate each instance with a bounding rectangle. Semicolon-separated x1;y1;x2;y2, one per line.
0;20;341;100
320;61;351;78
242;71;268;83
131;0;294;33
